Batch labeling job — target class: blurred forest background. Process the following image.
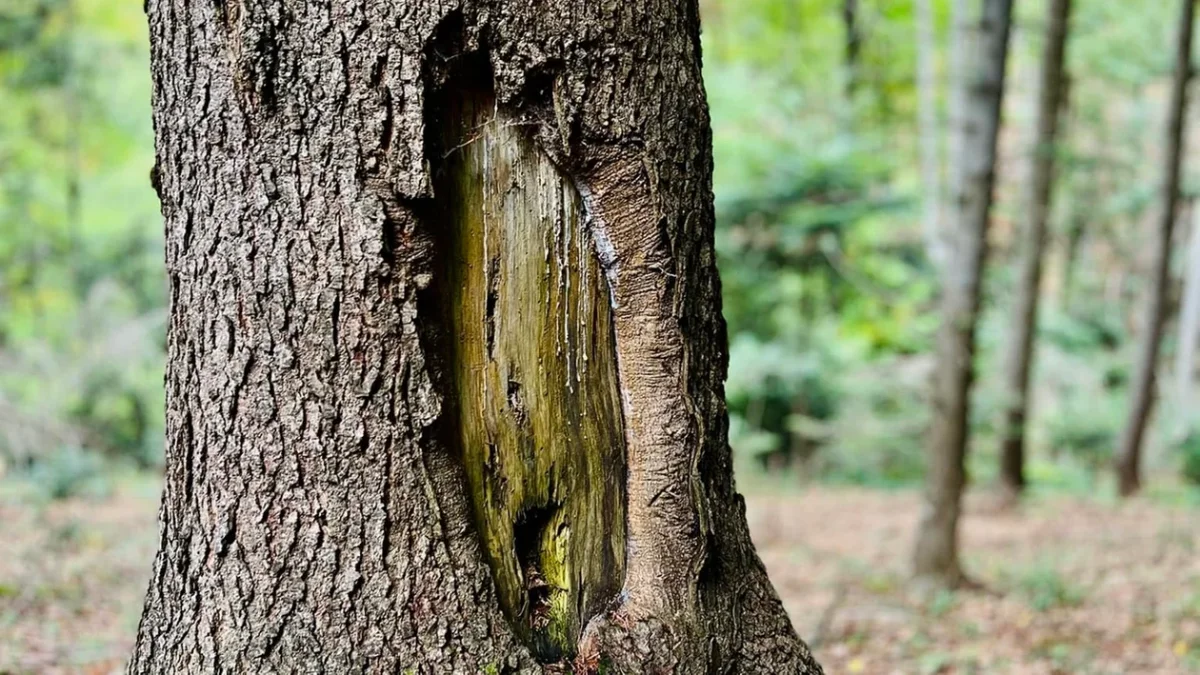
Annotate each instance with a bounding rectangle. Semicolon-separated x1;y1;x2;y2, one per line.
4;0;1200;673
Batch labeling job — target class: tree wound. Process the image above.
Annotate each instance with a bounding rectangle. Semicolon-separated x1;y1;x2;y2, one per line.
431;72;627;663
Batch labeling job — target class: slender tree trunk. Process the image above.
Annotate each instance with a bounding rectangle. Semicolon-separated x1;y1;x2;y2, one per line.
914;0;1014;586
997;0;1073;496
1059;200;1085;310
64;0;83;294
916;0;947;268
130;1;822;673
1116;0;1195;498
843;0;862;98
1177;209;1200;416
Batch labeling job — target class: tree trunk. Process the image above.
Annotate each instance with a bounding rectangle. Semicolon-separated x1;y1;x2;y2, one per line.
1116;0;1195;498
916;0;947;269
1059;198;1085;311
1176;208;1200;417
997;0;1073;496
130;1;822;673
914;0;1014;586
64;0;83;294
843;0;862;98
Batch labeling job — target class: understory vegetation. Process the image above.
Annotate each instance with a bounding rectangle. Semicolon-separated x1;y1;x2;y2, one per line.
708;0;1200;495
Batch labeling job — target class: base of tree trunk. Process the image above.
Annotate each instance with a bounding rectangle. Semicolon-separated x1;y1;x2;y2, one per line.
913;510;968;591
998;435;1027;498
912;565;969;592
1117;461;1142;497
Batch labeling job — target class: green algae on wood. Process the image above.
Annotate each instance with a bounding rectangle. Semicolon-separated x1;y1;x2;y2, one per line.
432;78;627;663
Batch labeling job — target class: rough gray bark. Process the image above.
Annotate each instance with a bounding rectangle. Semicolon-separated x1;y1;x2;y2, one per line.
997;0;1073;496
914;0;1014;586
1116;0;1195;498
130;0;822;673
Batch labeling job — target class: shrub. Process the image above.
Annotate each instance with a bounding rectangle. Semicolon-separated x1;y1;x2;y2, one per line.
28;446;111;501
1008;561;1086;612
1179;432;1200;486
815;355;929;486
726;335;842;468
1046;397;1120;477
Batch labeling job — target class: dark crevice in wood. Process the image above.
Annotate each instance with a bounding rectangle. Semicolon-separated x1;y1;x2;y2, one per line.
514;501;565;662
486;253;501;358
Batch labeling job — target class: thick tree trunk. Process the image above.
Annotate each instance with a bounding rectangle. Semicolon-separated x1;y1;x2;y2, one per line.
130;1;821;673
915;0;947;269
997;0;1073;496
914;0;1013;586
1116;0;1195;498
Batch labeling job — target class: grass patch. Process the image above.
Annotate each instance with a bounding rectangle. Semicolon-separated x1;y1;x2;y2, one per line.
1005;560;1087;612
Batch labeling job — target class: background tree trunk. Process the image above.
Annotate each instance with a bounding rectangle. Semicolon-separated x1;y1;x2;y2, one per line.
1176;208;1200;418
64;0;83;294
997;0;1073;497
1058;195;1086;311
914;0;1014;586
130;1;822;673
1116;0;1195;498
843;0;862;98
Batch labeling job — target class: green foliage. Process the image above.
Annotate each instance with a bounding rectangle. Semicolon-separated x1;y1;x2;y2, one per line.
709;14;936;477
1046;409;1117;476
27;446;111;501
1028;327;1127;480
925;589;957;619
0;0;162;471
816;355;929;486
1023;459;1096;495
1178;432;1200;486
1007;561;1086;613
1039;308;1123;354
917;652;954;675
726;333;842;467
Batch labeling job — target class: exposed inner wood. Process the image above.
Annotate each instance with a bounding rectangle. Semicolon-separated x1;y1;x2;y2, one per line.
431;75;627;663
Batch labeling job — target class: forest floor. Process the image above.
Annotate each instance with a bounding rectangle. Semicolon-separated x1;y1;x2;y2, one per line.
2;476;1199;674
760;485;1200;674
